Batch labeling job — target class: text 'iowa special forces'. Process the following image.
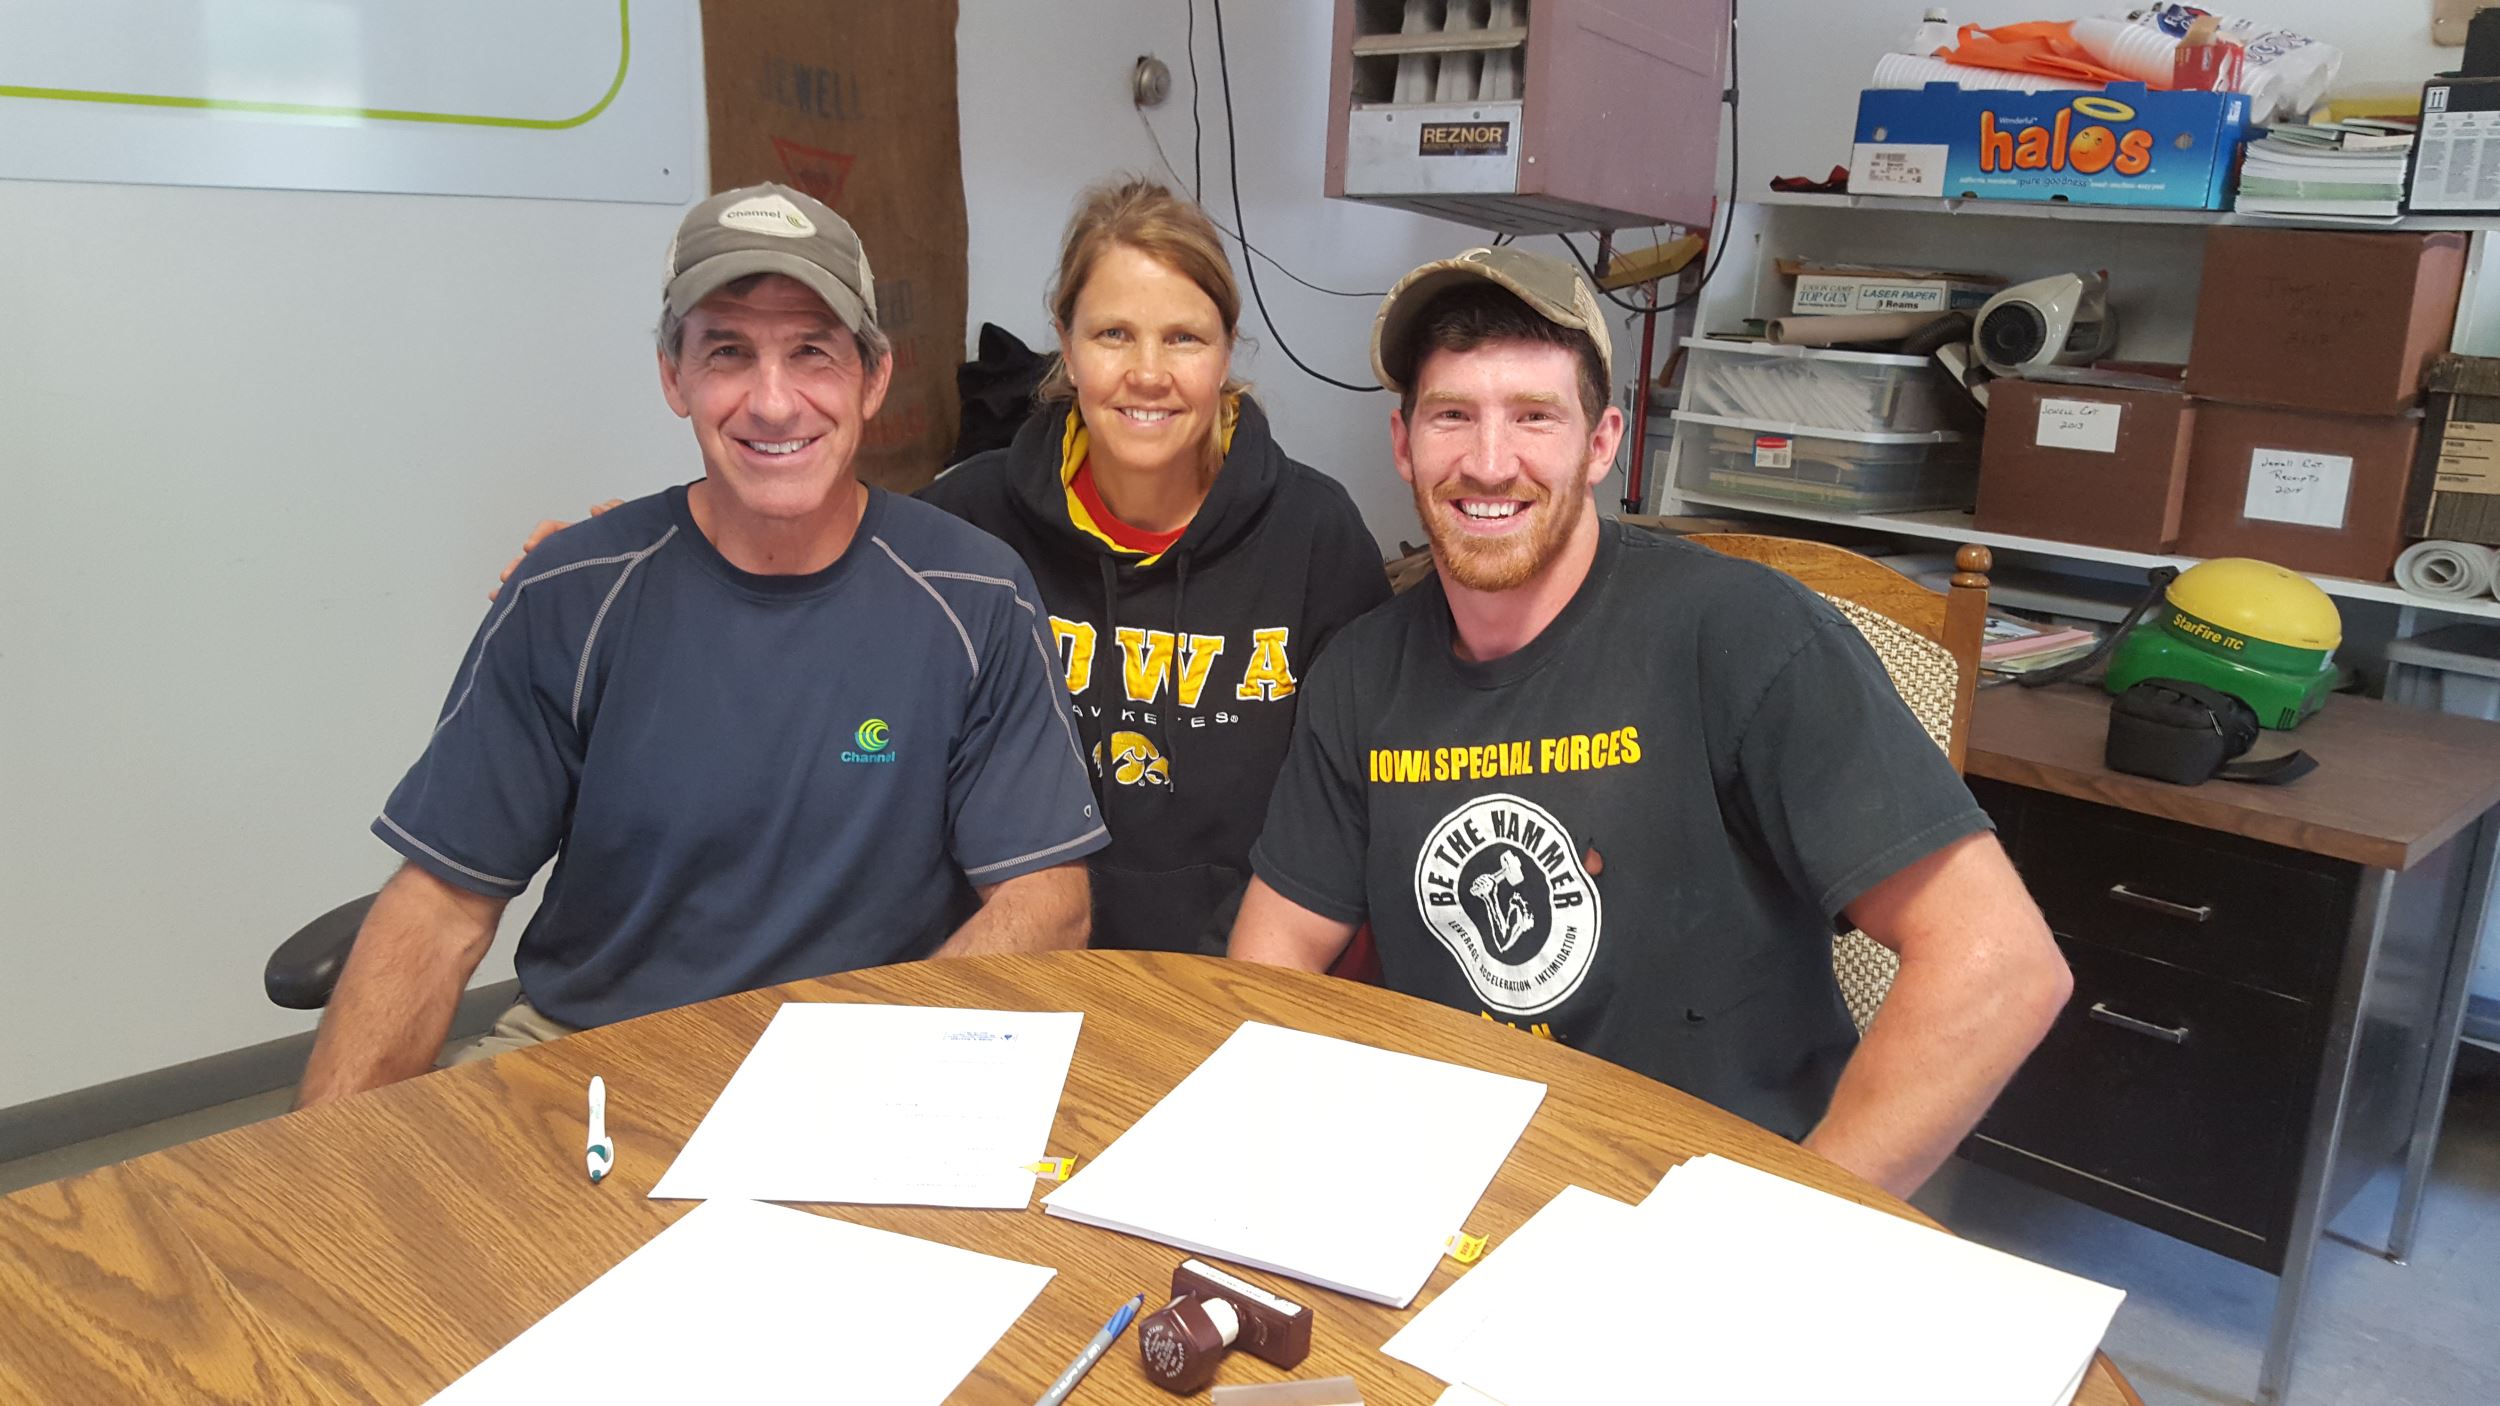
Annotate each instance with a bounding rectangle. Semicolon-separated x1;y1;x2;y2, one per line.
1367;727;1641;784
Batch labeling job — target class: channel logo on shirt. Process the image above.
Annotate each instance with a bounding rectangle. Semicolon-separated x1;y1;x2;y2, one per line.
843;717;898;764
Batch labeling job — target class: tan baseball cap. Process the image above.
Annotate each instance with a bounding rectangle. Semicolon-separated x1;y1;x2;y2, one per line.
1370;246;1612;394
663;183;879;335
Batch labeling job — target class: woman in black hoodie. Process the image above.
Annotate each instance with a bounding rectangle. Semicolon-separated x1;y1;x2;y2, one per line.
921;178;1389;956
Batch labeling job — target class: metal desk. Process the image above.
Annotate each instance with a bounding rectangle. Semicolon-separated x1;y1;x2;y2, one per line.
1966;682;2500;1405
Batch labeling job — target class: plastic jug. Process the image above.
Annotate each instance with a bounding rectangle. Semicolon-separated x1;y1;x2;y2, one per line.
1909;8;1953;57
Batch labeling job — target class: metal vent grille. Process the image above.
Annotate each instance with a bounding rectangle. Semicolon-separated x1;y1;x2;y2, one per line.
1352;0;1528;107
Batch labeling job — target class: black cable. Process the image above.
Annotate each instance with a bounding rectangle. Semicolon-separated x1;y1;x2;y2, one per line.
1210;0;1382;393
1185;0;1202;197
1664;0;1741;311
1558;233;1664;316
1134;106;1385;299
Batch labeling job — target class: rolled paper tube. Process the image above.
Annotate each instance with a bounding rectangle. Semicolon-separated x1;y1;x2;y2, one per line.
2394;540;2500;600
1764;311;1959;348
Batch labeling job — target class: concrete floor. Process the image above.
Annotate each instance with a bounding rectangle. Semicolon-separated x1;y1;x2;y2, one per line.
6;1051;2497;1405
1914;1043;2500;1406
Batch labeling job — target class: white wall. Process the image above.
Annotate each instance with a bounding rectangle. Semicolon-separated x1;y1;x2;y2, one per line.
0;187;692;1108
1733;1;2444;195
956;0;1685;546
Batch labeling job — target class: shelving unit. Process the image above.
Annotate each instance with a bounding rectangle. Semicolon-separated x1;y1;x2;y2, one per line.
1666;488;2500;622
1754;190;2500;235
1661;197;2500;625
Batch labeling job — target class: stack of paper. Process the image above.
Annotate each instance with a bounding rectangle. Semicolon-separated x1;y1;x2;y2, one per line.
430;1198;1055;1404
1982;613;2100;677
2236;119;2418;222
1389;1156;2123;1406
1042;1021;1547;1307
651;1003;1083;1208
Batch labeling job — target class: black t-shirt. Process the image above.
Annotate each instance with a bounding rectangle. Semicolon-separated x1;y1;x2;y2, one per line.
1250;520;1989;1138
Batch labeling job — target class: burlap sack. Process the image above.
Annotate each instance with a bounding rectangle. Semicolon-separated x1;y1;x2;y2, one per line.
703;0;968;490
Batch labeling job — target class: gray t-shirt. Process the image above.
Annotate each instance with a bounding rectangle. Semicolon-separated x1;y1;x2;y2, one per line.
1251;521;1988;1137
376;484;1107;1028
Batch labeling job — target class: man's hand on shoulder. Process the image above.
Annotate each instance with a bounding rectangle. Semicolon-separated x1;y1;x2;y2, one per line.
487;498;625;601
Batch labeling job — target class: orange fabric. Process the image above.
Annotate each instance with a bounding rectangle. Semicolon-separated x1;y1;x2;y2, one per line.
1939;21;2136;86
1069;457;1187;555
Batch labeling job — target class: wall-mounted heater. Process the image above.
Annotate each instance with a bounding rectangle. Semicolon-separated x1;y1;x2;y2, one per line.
1323;0;1730;235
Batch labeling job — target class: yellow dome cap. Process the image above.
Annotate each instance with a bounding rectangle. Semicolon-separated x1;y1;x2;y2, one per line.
2166;558;2342;653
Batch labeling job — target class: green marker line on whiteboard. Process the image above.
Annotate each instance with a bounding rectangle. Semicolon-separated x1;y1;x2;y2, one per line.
0;0;631;131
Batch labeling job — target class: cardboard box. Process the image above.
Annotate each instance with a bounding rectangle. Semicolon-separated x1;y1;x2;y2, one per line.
2185;227;2467;419
1850;83;2249;210
1975;380;2194;552
2179;403;2423;582
2408;355;2500;546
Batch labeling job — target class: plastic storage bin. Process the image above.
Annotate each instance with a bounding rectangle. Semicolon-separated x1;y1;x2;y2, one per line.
1677;338;1962;435
1666;411;1978;513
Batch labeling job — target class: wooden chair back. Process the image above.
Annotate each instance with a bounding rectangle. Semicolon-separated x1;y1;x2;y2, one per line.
1687;534;1992;772
1686;533;1993;1031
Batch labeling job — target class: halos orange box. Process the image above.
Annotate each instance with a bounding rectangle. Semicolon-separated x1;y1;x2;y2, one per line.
1851;83;2251;209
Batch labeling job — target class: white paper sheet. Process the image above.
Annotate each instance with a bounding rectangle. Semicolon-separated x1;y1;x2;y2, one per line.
1435;1158;2121;1406
2243;448;2354;529
650;1003;1082;1208
429;1198;1054;1405
1852;141;1951;197
1041;1021;1546;1308
1382;1186;1639;1384
2036;398;2123;453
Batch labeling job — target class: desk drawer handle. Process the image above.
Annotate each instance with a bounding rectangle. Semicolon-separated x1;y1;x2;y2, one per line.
2088;1002;2190;1045
2107;884;2213;923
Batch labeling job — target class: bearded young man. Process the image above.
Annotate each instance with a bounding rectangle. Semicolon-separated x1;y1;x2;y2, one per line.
1227;248;2070;1197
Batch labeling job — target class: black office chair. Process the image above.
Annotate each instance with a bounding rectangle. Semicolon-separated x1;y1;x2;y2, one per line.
264;893;378;1009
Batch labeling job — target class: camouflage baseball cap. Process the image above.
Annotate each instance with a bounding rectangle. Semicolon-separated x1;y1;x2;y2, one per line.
1370;245;1612;394
663;183;878;335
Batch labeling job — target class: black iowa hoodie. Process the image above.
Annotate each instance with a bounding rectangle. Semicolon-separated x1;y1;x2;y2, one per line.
921;398;1389;954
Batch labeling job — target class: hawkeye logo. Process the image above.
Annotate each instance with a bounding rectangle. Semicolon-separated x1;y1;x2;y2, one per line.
842;717;897;764
1414;793;1601;1017
1092;731;1170;788
1979;96;2156;177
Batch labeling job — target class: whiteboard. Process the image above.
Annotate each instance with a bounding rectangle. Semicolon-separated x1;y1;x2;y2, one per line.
0;0;700;204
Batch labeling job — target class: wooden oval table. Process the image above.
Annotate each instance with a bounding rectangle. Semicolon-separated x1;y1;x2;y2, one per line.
0;951;2141;1404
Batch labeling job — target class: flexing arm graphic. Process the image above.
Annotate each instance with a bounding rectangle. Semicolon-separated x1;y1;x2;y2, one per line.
1469;851;1536;954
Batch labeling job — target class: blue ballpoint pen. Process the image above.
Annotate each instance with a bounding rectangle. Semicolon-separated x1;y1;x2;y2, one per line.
1034;1292;1146;1406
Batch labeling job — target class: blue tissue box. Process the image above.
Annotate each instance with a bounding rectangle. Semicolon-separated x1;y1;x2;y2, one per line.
1850;82;2250;210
